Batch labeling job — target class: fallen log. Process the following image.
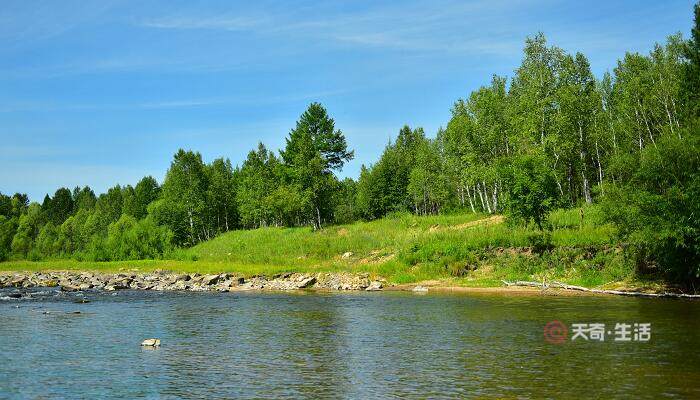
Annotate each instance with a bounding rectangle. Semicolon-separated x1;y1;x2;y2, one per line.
501;280;700;299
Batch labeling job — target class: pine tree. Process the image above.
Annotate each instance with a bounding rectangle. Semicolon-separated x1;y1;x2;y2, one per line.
281;103;353;229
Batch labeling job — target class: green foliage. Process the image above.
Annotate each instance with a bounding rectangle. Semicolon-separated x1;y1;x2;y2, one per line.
106;215;173;260
333;178;358;224
683;3;700;120
281;103;353;229
158;149;208;245
356;126;427;219
0;215;18;261
2;5;699;290
11;203;42;258
602;131;700;282
504;154;559;228
407;138;452;215
72;186;96;211
44;187;74;225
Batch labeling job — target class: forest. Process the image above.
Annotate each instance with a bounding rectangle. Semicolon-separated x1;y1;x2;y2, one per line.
1;4;699;285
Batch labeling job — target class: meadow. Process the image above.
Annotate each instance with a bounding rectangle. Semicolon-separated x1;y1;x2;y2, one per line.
1;206;641;289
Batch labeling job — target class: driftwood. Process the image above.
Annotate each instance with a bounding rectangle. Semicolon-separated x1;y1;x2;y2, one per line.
501;280;700;299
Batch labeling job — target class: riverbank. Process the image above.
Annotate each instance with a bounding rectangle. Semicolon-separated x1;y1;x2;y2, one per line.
0;270;386;293
2;208;688;296
2;270;692;298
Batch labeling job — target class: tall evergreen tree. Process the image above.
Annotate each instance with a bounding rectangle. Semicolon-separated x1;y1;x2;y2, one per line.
281;103;353;229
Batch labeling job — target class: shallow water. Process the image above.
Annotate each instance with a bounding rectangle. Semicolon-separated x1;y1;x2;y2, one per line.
1;288;699;399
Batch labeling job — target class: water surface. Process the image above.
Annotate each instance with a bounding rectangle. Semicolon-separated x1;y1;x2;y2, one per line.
1;288;699;399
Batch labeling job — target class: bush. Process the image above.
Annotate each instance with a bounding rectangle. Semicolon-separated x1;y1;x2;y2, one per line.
602;131;700;283
106;215;174;260
504;154;560;229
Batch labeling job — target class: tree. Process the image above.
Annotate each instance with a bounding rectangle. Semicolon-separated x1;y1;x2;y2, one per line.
334;178;358;224
504;154;559;229
554;52;600;204
407;138;452;215
133;176;160;220
0;215;18;261
43;187;74;225
106;215;173;260
122;185;137;218
96;185;124;226
205;158;237;232
11;203;42;258
281;103;353;229
683;2;700;120
73;186;96;211
355;126;427;219
157;149;208;245
602;130;700;283
236;143;284;228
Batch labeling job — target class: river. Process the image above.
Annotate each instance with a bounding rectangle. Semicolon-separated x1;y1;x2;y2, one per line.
1;288;699;399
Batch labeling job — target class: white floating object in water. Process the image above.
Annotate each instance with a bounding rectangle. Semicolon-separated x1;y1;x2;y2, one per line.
141;338;161;347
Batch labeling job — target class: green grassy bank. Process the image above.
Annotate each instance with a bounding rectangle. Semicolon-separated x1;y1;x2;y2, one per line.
1;206;647;289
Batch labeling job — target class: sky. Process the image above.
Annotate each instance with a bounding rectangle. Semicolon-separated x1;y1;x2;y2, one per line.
0;0;695;201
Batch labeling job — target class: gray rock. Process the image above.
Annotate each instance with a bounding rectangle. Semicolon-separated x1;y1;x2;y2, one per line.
366;281;383;291
297;276;316;289
60;281;81;292
201;274;221;285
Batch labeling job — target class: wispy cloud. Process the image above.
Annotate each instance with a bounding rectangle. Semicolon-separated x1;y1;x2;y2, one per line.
138;0;531;55
140;15;267;31
0;89;349;113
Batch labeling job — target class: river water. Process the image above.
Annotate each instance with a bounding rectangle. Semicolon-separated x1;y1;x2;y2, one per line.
1;288;699;399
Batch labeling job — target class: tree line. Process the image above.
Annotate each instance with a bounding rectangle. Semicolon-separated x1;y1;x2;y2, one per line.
1;3;698;282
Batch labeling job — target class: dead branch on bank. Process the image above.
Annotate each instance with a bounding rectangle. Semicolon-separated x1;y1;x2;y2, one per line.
501;280;700;299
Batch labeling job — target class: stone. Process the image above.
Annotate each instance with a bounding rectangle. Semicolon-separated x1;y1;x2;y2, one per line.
366;281;383;291
412;285;428;293
201;274;221;285
341;252;354;259
60;281;81;292
297;276;316;289
141;338;161;347
9;276;27;287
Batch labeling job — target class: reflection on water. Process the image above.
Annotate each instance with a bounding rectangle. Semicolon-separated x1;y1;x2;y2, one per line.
1;288;699;399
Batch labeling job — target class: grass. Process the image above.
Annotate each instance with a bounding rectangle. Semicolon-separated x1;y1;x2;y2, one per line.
0;206;638;288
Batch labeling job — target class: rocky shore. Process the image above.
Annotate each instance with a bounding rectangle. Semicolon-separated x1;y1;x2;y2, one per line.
0;270;385;293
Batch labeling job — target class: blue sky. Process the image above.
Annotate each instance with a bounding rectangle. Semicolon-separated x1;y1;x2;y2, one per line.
0;0;695;201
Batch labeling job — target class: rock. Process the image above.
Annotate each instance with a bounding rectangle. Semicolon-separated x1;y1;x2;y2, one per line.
412;285;428;293
341;252;354;259
366;281;383;291
9;276;27;287
297;276;316;289
201;274;221;285
7;292;22;299
60;282;81;292
141;338;161;347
